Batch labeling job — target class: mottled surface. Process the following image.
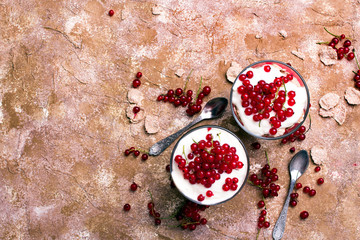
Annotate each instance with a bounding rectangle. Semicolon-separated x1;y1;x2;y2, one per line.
1;0;360;239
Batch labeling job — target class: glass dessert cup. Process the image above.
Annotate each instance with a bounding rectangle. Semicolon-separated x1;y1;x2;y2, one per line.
230;60;310;140
170;125;249;206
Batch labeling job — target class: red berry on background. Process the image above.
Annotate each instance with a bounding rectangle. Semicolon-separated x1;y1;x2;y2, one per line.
130;183;138;191
290;200;297;207
300;211;309;219
264;65;271;72
157;95;164;101
296;183;302;189
133;106;140;114
200;218;207;225
340;34;345;39
148;202;154;210
290;147;295;153
124;149;131;156
331;37;339;45
344;47;350;54
269;127;277;135
141;153;149;161
354;74;360;81
317;178;324;185
108;10;115;16
261;210;267;216
343;39;351;47
136;72;142;78
315;166;321;172
347;52;355;61
264;221;270;228
355;81;360;89
166;164;170;172
123;203;131;211
309;189;316;197
155;218;161;225
206;190;214;197
338;53;344;60
303;186;310;193
251;142;261;150
175;88;183;96
134;150;140;157
133;79;141;88
258;200;265;208
202;86;211;96
329;42;335;48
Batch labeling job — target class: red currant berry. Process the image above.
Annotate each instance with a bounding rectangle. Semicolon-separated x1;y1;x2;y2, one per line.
123;203;131;211
344;40;351;47
303;186;310;193
133;79;141;88
269;127;277;135
130;183;138;191
264;221;270;228
347;52;355;61
257;200;265;208
136;72;142;78
197;194;205;201
300;211;309;219
175;88;183;96
296;183;302;189
251;142;261;150
141;153;149;161
246;71;254;78
155;218;161;225
309;189;316;197
134;150;140;157
317;178;324;185
108;10;115;16
315;166;321;172
290;200;297;207
200;218;207;225
264;65;271;72
261;210;267;216
202;86;211;95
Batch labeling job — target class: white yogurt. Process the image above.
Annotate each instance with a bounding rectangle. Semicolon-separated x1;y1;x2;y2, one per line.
232;64;308;136
171;127;248;205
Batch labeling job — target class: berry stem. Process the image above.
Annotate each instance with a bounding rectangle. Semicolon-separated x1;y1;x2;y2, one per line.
148;190;154;203
183;69;194;91
265;151;270;165
316;41;330;45
305;113;312;134
354;50;360;70
196;77;203;99
256;228;261;240
324;27;339;38
182;145;188;163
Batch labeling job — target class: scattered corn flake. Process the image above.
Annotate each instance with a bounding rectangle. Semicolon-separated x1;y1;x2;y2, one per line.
319;46;337;66
319;108;334;118
291;50;305;60
226;62;242;83
126;104;145;123
344;87;360;105
332;102;346;125
175;69;185;77
127;89;144;104
319;92;340;110
311;146;327;165
145;115;160;134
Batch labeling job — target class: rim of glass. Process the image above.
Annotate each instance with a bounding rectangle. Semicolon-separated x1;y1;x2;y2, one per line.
230;59;311;140
169;125;250;206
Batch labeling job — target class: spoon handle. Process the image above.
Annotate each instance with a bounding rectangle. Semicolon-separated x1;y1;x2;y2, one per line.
148;116;203;156
272;180;296;240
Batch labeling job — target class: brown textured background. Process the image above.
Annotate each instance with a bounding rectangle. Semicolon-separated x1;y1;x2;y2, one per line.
1;0;359;239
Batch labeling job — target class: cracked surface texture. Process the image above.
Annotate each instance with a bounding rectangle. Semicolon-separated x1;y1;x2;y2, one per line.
1;0;360;239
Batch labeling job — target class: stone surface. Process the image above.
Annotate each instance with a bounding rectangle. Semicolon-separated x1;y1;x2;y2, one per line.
1;1;360;240
319;46;338;66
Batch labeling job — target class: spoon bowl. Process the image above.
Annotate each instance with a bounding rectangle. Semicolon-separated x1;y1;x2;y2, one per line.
149;97;228;156
273;150;309;240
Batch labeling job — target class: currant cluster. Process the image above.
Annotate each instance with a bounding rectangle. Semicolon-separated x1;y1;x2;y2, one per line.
280;125;307;144
257;209;270;229
249;164;280;198
148;201;162;225
175;200;208;231
132;72;142;88
222;177;239;192
290;166;324;220
124;147;149;161
248;159;281;230
237;67;295;136
157;86;211;116
317;27;354;60
174;133;244;202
